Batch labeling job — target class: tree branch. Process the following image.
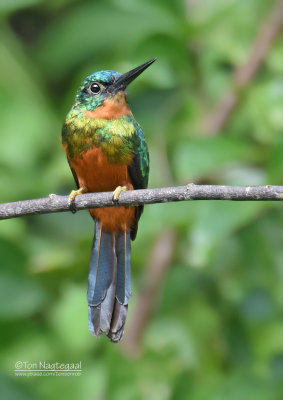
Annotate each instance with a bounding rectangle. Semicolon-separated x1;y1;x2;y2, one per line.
202;0;283;134
1;184;283;220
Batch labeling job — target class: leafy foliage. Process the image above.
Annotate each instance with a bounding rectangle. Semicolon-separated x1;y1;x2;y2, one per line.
1;0;283;399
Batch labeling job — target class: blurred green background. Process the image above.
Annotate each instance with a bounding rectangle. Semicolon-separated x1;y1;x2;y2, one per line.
1;0;283;399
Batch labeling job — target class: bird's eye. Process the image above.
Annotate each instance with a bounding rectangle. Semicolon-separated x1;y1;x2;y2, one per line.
89;82;101;94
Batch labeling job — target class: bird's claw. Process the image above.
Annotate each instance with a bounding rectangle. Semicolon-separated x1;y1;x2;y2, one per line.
68;187;86;213
112;186;127;204
69;199;77;214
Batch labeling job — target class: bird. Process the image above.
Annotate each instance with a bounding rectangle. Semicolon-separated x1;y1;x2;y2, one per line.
62;58;156;342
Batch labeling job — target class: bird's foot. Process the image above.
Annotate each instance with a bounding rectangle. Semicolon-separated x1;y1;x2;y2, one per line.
68;187;87;213
112;186;127;203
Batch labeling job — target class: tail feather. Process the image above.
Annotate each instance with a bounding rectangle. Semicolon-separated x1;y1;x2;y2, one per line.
87;220;132;342
87;222;115;306
116;230;132;304
107;303;128;342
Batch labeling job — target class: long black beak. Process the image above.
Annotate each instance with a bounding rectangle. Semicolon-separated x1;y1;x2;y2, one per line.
112;58;157;92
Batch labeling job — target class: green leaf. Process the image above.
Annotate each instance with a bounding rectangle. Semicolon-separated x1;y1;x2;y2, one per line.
173;137;259;183
35;2;181;78
0;0;41;16
48;283;94;353
188;201;265;267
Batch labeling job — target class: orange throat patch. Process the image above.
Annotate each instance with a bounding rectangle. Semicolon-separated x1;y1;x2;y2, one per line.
84;91;132;119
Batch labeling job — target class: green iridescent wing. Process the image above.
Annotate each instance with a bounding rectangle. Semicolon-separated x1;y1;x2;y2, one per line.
127;120;149;240
128;122;149;188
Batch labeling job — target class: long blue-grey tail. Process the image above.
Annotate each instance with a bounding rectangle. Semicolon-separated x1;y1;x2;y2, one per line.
87;219;131;342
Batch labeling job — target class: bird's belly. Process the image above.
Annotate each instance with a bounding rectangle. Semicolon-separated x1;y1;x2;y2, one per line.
68;145;135;232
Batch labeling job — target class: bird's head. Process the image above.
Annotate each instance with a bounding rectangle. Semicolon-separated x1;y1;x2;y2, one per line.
73;58;156;118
